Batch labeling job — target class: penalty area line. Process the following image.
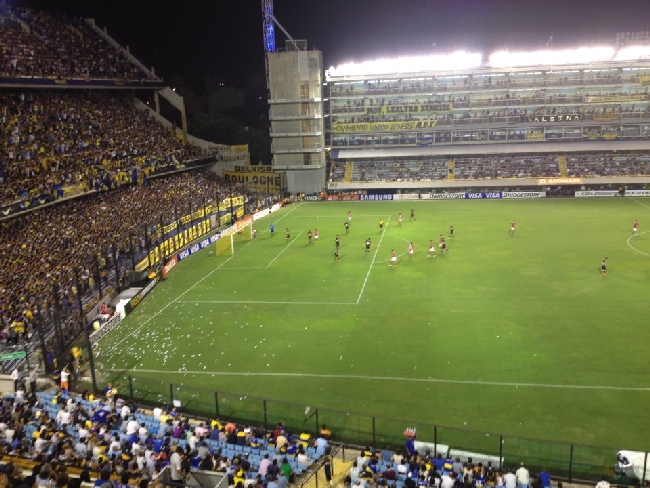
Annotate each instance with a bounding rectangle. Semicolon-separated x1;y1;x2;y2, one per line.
104;369;650;392
626;230;650;257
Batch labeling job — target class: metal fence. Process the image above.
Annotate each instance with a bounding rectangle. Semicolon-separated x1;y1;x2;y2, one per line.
106;374;627;483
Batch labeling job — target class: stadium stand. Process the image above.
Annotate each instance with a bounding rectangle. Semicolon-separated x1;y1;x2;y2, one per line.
328;152;650;184
0;172;242;367
0;7;155;81
0;89;206;207
0;388;325;484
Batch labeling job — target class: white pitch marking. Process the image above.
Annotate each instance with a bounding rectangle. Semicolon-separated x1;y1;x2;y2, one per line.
266;231;304;268
626;230;650;257
357;215;391;304
105;369;650;392
177;300;355;306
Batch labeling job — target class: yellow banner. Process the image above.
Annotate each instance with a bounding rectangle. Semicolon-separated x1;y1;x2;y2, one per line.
230;144;249;153
525;131;544;140
639;75;650;86
585;95;647;103
332;120;438;133
365;103;452;115
223;170;284;191
135;218;212;272
537;177;584;185
593;113;621;122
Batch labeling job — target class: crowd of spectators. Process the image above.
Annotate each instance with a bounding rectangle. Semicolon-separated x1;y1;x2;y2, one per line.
566;153;650;177
330;152;650;183
0;89;205;207
0;171;240;366
0;7;155;81
346;449;552;488
0;388;328;488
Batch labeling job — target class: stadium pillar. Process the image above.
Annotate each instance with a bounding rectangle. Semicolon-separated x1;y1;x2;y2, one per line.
75;268;98;395
169;383;174;407
159;218;165;258
434;426;437;456
143;223;151;268
189;201;194;229
643;452;648;482
263;399;268;430
216;196;221;228
33;314;50;375
128;375;134;400
51;283;65;362
112;243;120;291
568;444;574;482
129;234;136;272
229;187;235;224
94;254;103;298
175;207;181;231
498;435;503;469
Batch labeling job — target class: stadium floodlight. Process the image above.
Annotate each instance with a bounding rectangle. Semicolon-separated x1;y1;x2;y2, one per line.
615;46;650;61
327;51;482;78
489;47;615;68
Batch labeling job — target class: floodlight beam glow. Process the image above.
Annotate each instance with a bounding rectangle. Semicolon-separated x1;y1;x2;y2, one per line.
489;47;616;68
615;45;650;61
327;51;482;78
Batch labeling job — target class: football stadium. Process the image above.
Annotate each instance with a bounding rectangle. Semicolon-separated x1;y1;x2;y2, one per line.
1;1;650;488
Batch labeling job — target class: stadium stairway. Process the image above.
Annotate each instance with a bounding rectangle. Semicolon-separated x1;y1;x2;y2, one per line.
345;161;354;182
558;154;567;177
448;158;455;181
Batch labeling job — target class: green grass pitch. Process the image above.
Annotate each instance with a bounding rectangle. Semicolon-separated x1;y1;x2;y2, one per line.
94;198;650;463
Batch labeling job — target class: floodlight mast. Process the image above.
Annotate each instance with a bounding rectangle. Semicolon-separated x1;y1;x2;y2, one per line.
261;0;302;88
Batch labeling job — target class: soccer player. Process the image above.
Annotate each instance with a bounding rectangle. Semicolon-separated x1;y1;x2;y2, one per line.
389;249;398;266
379;218;384;232
252;229;258;239
347;211;353;223
314;228;319;242
398;213;403;227
365;238;371;253
408;242;414;259
449;224;454;238
344;221;350;234
285;228;291;243
334;247;340;262
308;230;313;244
428;240;436;258
632;220;639;237
409;208;416;221
335;235;340;249
439;234;447;254
509;220;516;235
601;257;608;276
270;223;275;237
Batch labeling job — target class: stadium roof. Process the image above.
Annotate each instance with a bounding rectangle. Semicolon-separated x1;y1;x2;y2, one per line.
331;140;650;159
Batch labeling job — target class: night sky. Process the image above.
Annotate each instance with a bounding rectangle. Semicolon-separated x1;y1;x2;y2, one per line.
12;0;650;86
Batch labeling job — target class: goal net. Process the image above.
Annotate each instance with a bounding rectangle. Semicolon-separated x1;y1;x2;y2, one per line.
216;216;254;256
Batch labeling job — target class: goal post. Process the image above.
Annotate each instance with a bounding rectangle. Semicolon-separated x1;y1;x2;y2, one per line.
215;216;255;256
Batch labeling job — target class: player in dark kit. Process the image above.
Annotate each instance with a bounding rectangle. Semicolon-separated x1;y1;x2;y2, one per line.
449;224;454;238
344;221;350;234
285;228;291;243
409;208;416;221
308;230;313;244
601;257;608;276
379;219;384;232
365;238;371;253
334;247;340;262
335;235;340;249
